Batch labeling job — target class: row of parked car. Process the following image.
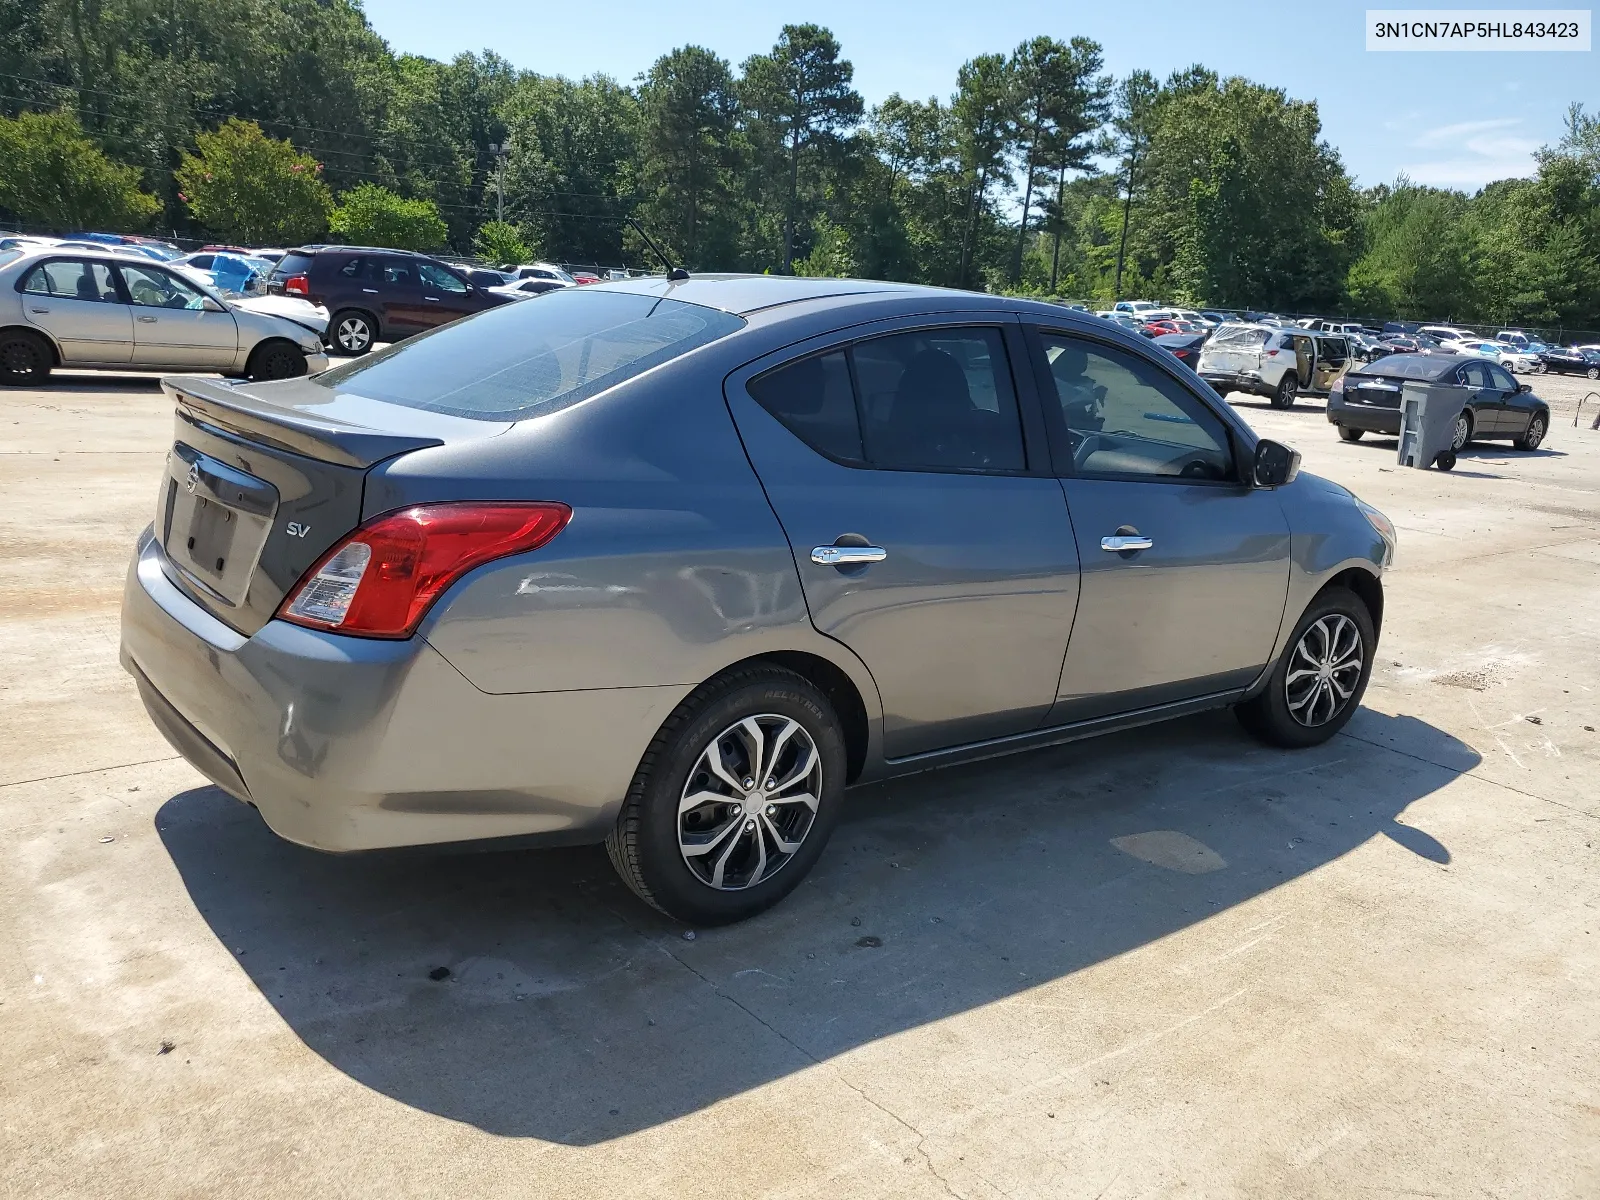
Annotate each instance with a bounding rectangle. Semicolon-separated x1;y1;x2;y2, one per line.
0;229;653;381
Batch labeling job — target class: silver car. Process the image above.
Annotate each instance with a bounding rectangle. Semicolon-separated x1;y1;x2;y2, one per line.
0;246;328;386
120;277;1395;924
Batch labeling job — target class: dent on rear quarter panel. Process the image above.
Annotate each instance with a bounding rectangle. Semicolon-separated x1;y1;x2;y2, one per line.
367;352;827;695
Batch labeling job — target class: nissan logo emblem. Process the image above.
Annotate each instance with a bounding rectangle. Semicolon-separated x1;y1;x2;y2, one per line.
185;463;200;494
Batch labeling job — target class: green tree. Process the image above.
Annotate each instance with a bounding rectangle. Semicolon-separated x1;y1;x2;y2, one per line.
0;110;158;230
950;53;1017;288
473;219;530;265
635;46;742;269
1006;37;1110;286
1106;69;1161;299
792;216;856;276
176;118;331;244
329;183;448;250
740;24;863;272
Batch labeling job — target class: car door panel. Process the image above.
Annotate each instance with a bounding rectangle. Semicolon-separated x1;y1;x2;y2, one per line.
1030;327;1292;721
414;261;476;329
118;264;239;367
725;320;1080;759
19;259;133;363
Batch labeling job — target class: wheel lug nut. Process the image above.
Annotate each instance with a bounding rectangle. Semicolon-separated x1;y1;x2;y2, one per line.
765;805;775;816
765;778;776;790
742;778;755;790
745;819;755;831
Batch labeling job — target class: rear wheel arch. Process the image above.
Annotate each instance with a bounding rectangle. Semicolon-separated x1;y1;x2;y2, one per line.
1;323;60;365
738;651;871;784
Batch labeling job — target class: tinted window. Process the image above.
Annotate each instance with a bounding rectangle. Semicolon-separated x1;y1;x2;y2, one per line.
851;327;1025;471
313;289;745;420
270;251;314;280
748;351;862;462
337;256;368;279
373;257;414;286
417;261;467;294
1487;363;1517;391
118;265;206;309
22;260;119;302
1041;334;1233;481
1459;361;1492;388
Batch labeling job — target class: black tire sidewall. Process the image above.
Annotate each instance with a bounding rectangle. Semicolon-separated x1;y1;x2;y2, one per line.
628;674;848;925
1521;416;1546;450
1274;373;1296;407
1240;588;1376;748
1337;425;1363;442
250;342;304;381
0;332;49;386
330;310;374;355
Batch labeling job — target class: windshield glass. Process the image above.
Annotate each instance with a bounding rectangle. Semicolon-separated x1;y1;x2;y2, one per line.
313;289;745;420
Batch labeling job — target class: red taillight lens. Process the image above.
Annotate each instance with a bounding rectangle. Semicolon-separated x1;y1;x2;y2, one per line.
283;273;309;296
277;502;571;638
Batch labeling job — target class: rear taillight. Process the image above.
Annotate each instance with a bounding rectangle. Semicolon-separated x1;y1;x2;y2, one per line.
283;273;309;296
278;502;572;638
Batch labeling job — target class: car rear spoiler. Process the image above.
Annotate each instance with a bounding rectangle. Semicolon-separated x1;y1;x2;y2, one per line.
164;377;443;469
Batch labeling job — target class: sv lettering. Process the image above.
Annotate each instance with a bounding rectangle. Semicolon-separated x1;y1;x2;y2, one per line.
285;522;312;538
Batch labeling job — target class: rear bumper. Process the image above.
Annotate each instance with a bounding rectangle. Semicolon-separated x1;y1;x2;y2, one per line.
120;527;688;852
1199;370;1271;397
1326;394;1401;433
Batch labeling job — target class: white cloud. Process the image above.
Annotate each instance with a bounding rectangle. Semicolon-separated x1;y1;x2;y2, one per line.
1400;117;1539;188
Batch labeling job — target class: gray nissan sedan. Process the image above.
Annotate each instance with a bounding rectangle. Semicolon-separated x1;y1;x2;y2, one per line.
120;276;1395;924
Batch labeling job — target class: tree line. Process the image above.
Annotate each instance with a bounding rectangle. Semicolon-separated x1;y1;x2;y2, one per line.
2;0;1596;330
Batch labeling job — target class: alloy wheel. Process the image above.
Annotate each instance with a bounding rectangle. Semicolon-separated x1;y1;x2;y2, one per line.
1525;417;1545;449
336;317;372;353
1451;413;1470;451
677;714;822;891
1284;614;1364;728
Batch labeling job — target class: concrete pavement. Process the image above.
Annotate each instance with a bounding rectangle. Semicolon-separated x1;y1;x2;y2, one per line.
1;370;1597;1197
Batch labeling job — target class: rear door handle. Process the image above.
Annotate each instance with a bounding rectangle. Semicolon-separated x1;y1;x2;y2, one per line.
1101;534;1153;552
29;306;49;313
811;545;887;566
362;288;379;294
424;296;441;302
137;315;157;323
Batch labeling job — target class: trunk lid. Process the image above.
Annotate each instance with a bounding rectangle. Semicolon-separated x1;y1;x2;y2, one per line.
154;376;500;635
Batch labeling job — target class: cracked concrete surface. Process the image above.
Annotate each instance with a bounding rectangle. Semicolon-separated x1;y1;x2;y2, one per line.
2;371;1598;1198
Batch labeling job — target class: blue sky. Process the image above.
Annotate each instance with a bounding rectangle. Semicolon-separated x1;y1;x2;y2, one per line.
363;0;1596;190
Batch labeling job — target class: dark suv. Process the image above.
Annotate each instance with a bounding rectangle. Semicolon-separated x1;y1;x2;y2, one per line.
267;246;512;355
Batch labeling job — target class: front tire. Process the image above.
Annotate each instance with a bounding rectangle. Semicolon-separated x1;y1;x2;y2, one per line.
0;329;52;387
1587;365;1598;380
1236;587;1376;748
246;340;306;382
328;309;376;356
1337;425;1364;442
1515;413;1547;451
606;665;848;925
1272;371;1297;408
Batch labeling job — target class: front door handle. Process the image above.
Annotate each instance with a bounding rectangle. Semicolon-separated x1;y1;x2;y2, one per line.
424;296;441;302
29;306;49;313
362;288;379;294
137;315;157;323
1101;534;1153;552
811;545;887;566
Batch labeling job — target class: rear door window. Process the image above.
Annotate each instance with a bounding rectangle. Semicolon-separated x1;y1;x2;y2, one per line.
748;350;863;463
378;257;418;287
22;259;120;302
313;288;745;420
851;327;1026;472
1460;361;1493;389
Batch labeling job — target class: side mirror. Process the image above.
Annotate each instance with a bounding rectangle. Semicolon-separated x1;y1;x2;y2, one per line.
1518;382;1532;393
201;296;225;313
1252;439;1301;488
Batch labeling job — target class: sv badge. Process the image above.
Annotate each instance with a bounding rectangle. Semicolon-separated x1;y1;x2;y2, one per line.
285;522;312;539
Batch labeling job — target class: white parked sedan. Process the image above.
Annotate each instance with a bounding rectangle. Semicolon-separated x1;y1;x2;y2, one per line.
0;246;328;386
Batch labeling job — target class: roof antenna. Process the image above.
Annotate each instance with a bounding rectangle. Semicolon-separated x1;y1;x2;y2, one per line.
627;217;689;281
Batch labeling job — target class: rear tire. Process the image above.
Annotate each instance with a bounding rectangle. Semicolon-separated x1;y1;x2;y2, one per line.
1450;410;1473;451
1272;371;1297;408
328;309;375;356
1236;586;1376;749
1514;413;1546;451
246;340;306;382
605;665;848;925
1337;425;1363;442
0;329;52;387
1588;365;1598;380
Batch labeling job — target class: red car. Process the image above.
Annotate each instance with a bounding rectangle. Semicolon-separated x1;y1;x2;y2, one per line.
569;270;602;285
1143;319;1182;337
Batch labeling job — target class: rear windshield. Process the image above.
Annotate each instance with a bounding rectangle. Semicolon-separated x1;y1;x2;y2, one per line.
1356;355;1444;380
271;251;314;279
313;289;746;420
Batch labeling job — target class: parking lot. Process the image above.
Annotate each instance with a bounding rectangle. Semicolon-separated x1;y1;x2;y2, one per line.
2;368;1597;1196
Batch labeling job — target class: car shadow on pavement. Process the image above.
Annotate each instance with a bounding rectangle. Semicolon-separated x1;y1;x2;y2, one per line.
34;374;167;393
157;707;1473;1145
